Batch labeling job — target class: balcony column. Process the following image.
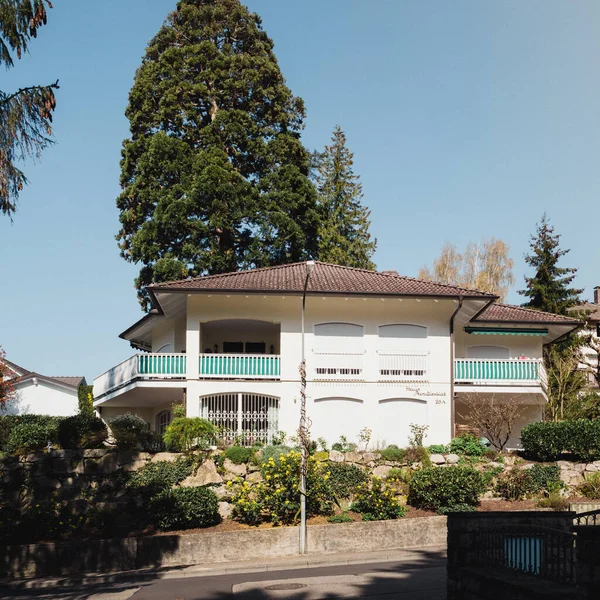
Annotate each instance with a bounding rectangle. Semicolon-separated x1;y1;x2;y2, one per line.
185;297;201;417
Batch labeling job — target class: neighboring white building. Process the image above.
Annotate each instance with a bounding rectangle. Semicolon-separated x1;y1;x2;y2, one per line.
1;359;86;417
93;262;580;448
577;287;600;389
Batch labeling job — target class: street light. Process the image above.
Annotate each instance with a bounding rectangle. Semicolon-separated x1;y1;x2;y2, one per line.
299;260;315;555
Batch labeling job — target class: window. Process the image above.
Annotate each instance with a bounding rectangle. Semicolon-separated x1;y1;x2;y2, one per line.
155;410;172;434
245;342;266;354
378;324;427;339
223;341;244;354
377;324;428;380
314;323;364;338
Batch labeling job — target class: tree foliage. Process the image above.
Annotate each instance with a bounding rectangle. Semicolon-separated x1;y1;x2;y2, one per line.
313;126;376;269
0;346;16;408
117;0;319;310
419;238;514;300
518;214;586;419
0;0;58;217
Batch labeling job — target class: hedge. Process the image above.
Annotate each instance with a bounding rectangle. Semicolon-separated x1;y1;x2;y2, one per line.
0;415;62;453
521;419;600;461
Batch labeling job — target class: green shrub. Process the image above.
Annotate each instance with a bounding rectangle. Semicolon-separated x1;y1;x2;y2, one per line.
8;421;56;454
57;414;108;449
579;472;600;499
537;494;570;511
172;402;186;419
163;417;216;452
379;447;407;462
108;413;150;450
0;415;62;453
351;476;408;520
408;466;486;510
495;464;562;500
327;462;369;500
564;420;600;462
436;503;477;515
232;450;333;525
386;467;411;482
481;465;504;488
328;512;353;523
223;446;255;465
528;464;562;495
257;445;293;464
77;385;94;416
127;457;193;495
428;444;448;454
404;446;431;466
495;468;532;501
149;486;220;531
449;434;486;457
331;435;356;453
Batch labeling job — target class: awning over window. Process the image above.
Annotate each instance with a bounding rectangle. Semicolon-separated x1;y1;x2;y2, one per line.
464;327;548;336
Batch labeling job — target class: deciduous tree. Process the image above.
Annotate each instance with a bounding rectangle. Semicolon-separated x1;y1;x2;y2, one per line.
1;0;58;217
117;0;319;310
0;346;15;409
419;238;514;300
313;126;376;269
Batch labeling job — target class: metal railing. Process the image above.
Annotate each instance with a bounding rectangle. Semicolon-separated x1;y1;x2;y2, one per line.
454;358;544;384
199;353;280;379
378;352;429;382
574;508;600;526
472;525;576;584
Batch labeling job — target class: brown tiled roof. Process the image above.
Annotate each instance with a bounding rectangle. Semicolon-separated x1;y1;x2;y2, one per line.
50;376;86;388
578;303;600;322
149;262;496;298
475;303;582;324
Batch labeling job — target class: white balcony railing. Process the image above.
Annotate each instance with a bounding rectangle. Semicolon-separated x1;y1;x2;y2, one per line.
312;350;365;381
378;352;429;382
94;353;186;399
454;358;546;385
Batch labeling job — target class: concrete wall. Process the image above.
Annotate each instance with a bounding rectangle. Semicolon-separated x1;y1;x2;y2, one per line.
455;330;543;360
4;380;78;417
0;516;447;579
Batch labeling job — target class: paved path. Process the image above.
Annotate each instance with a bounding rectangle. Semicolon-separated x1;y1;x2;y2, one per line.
1;547;447;600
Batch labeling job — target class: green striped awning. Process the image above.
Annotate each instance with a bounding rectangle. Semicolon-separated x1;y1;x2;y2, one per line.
464;327;548;336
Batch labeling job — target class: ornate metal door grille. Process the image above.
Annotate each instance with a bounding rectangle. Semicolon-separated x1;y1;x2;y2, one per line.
200;393;279;446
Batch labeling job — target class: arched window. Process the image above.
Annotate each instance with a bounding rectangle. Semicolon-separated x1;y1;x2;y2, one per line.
155;410;172;434
378;324;428;339
313;323;365;379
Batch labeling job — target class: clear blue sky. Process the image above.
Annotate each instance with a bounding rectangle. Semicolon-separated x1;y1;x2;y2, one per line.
1;0;598;382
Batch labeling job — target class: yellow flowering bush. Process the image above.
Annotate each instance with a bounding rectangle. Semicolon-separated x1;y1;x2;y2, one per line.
231;450;334;525
351;476;408;521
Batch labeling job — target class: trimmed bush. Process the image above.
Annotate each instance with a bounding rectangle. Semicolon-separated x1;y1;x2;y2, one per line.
327;462;369;500
408;466;486;510
127;457;193;495
57;414;108;449
351;477;408;520
521;419;600;462
449;434;486;457
149;486;220;531
108;413;150;449
163;417;216;452
0;415;62;453
8;420;58;453
223;446;255;465
437;504;477;515
379;447;406;462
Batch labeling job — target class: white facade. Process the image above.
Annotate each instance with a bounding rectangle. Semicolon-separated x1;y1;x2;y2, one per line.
94;263;578;449
5;378;80;417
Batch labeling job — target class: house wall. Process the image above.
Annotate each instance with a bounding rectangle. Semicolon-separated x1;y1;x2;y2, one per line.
151;317;186;353
100;403;172;431
455;329;543;359
5;379;79;417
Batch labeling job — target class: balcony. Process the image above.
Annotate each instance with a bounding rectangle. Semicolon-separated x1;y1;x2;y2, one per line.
94;353;187;399
454;358;546;385
199;353;280;379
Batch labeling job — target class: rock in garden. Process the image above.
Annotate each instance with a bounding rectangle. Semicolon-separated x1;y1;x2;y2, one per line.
429;454;446;465
224;459;247;476
344;452;362;464
445;454;460;464
150;452;179;463
218;502;233;520
180;460;222;487
372;465;392;478
83;449;110;458
362;452;381;462
246;471;263;483
329;450;344;463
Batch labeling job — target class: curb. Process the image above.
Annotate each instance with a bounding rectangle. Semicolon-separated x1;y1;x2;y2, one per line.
0;545;447;591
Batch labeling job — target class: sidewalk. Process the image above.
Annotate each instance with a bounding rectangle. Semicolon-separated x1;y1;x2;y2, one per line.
1;545;447;591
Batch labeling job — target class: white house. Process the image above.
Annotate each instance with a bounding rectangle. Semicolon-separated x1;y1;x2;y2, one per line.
93;262;580;448
1;359;86;416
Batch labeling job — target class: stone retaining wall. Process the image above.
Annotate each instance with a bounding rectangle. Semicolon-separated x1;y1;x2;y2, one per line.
0;515;447;579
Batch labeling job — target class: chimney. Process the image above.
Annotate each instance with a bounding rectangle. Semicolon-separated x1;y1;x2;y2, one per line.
381;270;399;277
595;287;600;305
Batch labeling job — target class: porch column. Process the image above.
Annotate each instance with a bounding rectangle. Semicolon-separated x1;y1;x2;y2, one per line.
185;296;201;417
237;392;243;437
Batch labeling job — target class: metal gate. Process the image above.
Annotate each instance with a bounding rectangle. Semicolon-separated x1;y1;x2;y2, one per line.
200;393;280;446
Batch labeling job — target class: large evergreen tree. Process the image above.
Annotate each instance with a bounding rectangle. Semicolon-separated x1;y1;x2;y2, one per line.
1;0;58;218
519;214;586;420
314;126;376;269
117;0;319;310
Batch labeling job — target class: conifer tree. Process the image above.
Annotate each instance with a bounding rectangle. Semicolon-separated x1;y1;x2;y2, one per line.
519;214;586;420
314;126;376;269
117;0;319;310
0;0;58;217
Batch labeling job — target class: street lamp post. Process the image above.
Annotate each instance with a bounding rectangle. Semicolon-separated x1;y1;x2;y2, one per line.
299;260;315;555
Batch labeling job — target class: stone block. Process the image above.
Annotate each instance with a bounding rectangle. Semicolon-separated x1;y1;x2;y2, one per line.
224;459;247;476
23;453;44;463
83;449;110;458
179;460;222;487
363;452;381;462
372;465;392;478
150;452;180;463
51;458;71;474
585;464;599;472
430;454;446;465
213;485;234;501
246;471;263;483
329;450;344;462
446;454;460;464
218;502;233;520
344;451;362;463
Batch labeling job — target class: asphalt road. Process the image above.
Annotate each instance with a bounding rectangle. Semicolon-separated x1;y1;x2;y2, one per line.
1;550;447;600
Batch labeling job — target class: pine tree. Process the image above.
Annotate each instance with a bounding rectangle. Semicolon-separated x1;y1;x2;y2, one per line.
314;126;376;269
117;0;320;310
519;214;586;420
0;0;58;217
